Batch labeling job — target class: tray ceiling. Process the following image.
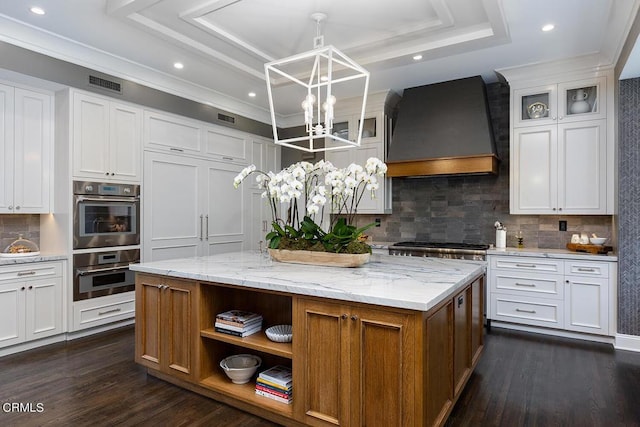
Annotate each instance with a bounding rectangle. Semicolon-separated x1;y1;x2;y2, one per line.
0;0;638;124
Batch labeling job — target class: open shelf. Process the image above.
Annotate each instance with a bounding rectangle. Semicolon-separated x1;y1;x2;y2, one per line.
201;328;293;359
200;371;294;417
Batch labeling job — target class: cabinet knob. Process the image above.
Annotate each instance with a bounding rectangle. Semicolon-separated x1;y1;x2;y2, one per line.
28;285;33;290
558;116;564;120
566;280;570;283
105;172;109;176
21;286;25;291
8;205;13;210
111;172;115;176
15;206;20;210
341;314;348;320
350;315;358;321
558;208;562;211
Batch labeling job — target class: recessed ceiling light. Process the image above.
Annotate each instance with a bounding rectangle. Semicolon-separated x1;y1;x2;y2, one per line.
173;62;184;70
30;6;45;15
413;54;423;61
248;92;256;98
542;24;555;32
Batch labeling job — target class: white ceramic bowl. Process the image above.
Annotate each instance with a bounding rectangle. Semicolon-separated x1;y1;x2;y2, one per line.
219;354;262;384
265;324;293;343
590;237;607;245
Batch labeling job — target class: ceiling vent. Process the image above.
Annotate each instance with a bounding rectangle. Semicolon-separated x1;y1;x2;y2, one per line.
88;75;122;94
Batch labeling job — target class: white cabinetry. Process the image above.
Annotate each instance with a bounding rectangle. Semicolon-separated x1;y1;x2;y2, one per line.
324;91;396;214
487;253;616;337
143;151;246;261
0;261;64;349
0;83;53;214
143;110;280;261
502;67;613;215
72;91;142;182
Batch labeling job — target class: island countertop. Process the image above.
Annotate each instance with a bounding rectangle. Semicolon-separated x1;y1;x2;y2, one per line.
129;251;485;311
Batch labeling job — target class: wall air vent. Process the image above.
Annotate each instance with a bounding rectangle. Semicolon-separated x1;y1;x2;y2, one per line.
217;113;236;124
88;75;122;93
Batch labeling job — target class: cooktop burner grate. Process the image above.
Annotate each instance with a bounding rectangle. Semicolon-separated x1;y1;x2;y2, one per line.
388;241;489;260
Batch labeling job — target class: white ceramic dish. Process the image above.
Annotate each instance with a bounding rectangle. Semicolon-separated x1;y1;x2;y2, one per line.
265;324;293;343
219;354;262;384
589;237;607;245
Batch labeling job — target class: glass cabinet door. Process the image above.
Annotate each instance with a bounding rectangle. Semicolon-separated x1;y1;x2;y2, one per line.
513;85;557;127
558;77;606;122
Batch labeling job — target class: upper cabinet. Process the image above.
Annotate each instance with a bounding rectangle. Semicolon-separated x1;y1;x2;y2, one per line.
73;91;142;183
0;83;53;214
500;63;614;215
324;91;397;214
513;77;606;128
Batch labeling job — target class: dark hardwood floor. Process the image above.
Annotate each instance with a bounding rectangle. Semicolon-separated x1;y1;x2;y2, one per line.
1;326;639;426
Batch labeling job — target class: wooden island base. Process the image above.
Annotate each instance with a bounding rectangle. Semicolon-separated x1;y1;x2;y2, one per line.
134;272;484;427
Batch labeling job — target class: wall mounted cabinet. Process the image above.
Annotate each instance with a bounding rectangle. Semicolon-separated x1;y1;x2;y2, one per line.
0;83;53;214
72;91;142;183
500;64;614;215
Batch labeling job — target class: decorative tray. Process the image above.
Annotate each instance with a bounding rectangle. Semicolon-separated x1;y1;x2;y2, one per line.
566;243;612;255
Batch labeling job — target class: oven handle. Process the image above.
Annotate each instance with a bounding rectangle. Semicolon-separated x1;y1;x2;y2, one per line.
76;265;131;276
76;195;139;203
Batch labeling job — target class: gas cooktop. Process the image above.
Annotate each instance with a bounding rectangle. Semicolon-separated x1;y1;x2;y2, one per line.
390;242;490;251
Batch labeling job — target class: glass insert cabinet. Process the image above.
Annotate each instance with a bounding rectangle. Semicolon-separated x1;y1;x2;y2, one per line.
513;76;606;127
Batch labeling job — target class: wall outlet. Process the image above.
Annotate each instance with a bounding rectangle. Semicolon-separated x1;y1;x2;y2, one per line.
375;218;381;227
559;220;567;231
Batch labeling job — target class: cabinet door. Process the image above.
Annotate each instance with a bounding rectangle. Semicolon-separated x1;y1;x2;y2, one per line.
425;299;454;427
25;276;62;341
135;276;163;370
73;92;110;179
143;152;202;262
162;279;197;381
109;102;141;182
471;277;484;366
511;125;558;213
294;298;350;426
558;77;606;123
144;110;202;155
204;161;245;255
453;287;471;397
0;84;14;213
352;306;414;427
13;88;52;213
513;84;557;127
0;281;26;348
557;120;607;213
565;276;608;334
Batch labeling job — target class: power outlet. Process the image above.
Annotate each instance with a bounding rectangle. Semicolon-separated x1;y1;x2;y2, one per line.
559;220;567;231
375;218;381;227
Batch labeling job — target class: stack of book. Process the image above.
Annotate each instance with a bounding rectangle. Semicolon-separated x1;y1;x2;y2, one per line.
214;309;262;338
255;365;293;404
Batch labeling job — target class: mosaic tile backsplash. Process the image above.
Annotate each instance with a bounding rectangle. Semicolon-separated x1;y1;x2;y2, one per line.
0;215;40;252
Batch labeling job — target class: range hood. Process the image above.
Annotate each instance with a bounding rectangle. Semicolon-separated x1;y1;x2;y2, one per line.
386;76;499;177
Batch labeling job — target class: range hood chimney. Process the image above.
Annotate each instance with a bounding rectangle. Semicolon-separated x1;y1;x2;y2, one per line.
387;76;499;177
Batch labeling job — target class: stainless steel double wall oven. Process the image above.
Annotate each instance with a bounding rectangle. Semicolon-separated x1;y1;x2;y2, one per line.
72;181;140;301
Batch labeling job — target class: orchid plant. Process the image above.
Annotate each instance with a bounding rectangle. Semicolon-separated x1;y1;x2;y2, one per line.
233;158;387;253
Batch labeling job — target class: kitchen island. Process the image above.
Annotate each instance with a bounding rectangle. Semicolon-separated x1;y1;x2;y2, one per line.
131;252;486;427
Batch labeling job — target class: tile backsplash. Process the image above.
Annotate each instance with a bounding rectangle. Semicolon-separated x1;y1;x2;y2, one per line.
0;215;41;251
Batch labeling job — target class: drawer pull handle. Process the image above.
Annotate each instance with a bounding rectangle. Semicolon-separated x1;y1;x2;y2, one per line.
169;147;184;152
98;308;122;316
17;271;37;276
516;308;536;314
515;263;537;268
515;282;536;287
577;268;596;272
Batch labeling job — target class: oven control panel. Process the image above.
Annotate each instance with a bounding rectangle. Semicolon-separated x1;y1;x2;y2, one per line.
73;181;140;197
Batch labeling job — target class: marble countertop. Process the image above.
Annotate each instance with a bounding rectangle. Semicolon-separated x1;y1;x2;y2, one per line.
0;254;67;266
130;251;486;312
487;247;617;261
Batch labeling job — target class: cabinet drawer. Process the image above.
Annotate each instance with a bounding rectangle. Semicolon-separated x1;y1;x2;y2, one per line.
564;261;609;278
491;294;563;328
490;256;562;273
0;262;62;283
492;273;564;299
73;294;135;331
